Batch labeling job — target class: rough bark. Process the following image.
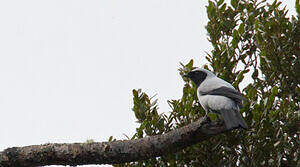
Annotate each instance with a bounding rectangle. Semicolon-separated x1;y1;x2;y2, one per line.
0;118;226;167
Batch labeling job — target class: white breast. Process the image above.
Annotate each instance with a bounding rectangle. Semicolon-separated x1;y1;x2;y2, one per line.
198;95;236;112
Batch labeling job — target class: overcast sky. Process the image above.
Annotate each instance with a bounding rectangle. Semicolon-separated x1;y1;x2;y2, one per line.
0;0;296;167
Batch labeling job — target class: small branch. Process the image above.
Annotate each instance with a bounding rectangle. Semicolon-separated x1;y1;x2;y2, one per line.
0;118;226;167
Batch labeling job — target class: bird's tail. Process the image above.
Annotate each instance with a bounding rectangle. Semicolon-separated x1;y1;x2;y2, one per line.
220;109;248;130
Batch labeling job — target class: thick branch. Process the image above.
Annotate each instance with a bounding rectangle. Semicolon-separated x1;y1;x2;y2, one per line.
0;118;226;167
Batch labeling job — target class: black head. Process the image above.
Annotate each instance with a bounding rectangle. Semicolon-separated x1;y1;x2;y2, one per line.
184;70;207;87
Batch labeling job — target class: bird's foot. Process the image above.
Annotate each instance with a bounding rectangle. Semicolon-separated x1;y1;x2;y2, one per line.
216;119;225;126
201;115;211;125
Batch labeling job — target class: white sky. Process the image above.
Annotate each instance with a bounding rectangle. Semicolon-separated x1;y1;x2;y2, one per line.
0;0;296;167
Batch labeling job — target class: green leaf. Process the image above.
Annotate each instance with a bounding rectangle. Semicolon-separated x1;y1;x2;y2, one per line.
217;0;225;6
238;22;245;34
220;4;227;12
296;0;300;16
271;86;278;95
207;1;216;19
231;0;238;9
252;69;258;79
186;59;194;69
232;29;239;39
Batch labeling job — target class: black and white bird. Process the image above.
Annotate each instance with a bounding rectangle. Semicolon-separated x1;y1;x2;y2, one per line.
184;68;248;130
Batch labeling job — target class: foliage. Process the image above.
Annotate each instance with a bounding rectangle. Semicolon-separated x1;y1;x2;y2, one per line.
114;0;300;166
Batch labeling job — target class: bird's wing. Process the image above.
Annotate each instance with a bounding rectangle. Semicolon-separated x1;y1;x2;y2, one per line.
200;86;245;108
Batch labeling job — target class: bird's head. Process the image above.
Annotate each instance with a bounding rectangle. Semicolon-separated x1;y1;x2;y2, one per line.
184;68;215;87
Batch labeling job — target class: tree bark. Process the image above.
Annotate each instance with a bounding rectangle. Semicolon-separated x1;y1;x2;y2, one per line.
0;118;226;167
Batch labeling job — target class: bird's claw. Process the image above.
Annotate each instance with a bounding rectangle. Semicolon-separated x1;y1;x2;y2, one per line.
201;115;211;125
217;119;225;126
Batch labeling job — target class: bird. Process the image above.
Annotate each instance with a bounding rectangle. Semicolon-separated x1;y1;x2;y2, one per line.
184;68;248;130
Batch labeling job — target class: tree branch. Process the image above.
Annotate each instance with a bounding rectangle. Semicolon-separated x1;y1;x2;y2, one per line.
0;118;226;167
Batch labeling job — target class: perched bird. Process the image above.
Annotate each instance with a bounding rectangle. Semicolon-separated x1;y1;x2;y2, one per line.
184;68;248;130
